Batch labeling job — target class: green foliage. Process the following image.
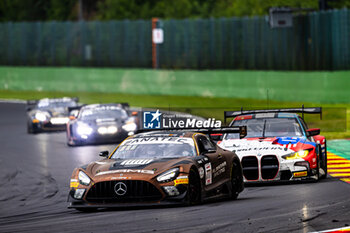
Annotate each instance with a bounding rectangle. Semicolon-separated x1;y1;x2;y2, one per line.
0;0;348;21
0;0;49;21
46;0;78;21
0;0;78;22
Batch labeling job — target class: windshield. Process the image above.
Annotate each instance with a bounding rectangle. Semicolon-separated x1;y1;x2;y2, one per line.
225;118;303;139
37;100;77;110
111;136;197;159
79;107;128;120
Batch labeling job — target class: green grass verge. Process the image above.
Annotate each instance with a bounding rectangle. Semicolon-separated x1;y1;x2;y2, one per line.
1;89;349;140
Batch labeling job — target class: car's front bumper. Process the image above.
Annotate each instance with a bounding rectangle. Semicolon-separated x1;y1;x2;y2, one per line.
242;156;317;182
67;188;188;209
70;131;131;145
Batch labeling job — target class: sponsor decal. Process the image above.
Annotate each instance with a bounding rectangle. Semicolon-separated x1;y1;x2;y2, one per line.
174;176;189;186
96;169;155;176
111;177;129;180
293;171;307;178
222;140;296;157
198;167;205;179
276;137;302;145
120;159;153;166
70;181;79;188
213;161;226;178
123;137;192;145
205;163;212;185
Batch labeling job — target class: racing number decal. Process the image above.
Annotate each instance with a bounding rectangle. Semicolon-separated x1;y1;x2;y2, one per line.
205;163;212;185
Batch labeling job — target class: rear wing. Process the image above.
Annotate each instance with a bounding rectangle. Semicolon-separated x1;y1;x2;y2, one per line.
224;105;322;124
137;126;247;139
26;97;80;111
120;103;130;109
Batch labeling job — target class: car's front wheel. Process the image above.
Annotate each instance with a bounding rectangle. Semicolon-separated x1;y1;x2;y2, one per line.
230;161;242;200
186;169;201;205
313;146;321;182
321;143;328;179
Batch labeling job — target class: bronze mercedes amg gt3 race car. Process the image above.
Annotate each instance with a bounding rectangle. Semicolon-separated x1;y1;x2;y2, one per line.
68;127;246;211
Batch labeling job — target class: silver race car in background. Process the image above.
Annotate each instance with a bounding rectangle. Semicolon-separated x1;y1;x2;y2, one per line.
66;103;138;146
26;97;79;134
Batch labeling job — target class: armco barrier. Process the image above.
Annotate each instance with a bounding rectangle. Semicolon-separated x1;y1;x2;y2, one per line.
1;67;350;103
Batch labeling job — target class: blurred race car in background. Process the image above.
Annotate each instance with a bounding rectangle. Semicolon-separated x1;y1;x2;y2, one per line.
218;107;327;183
68;127;245;211
66;103;138;146
26;97;79;134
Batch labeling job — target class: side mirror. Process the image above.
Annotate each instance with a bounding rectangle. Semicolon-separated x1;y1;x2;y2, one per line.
99;150;109;158
306;128;320;137
69;110;79;120
209;133;223;142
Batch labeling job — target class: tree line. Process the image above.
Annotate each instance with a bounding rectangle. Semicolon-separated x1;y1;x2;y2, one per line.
0;0;349;22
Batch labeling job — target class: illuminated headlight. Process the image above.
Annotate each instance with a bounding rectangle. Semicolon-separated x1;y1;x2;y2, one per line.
35;112;49;121
157;168;179;183
98;127;107;134
76;123;93;136
78;171;91;186
50;117;69;124
282;150;310;160
98;126;118;134
122;122;137;132
163;186;180;196
74;189;85;199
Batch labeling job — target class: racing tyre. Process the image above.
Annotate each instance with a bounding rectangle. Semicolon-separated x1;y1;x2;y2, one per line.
186;169;201;205
230;161;242;200
27;121;36;134
313;146;321;182
321;143;328;179
27;125;34;134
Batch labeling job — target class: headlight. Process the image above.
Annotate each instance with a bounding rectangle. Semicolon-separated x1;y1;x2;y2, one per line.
98;126;118;134
282;150;310;160
156;168;179;183
35;112;49;121
74;189;86;199
107;126;118;134
78;171;91;185
122;122;137;132
76;123;93;136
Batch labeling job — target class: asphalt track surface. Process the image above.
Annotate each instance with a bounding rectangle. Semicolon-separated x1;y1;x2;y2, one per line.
0;102;349;233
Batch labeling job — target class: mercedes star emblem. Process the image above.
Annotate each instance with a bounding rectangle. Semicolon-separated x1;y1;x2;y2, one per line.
114;182;127;196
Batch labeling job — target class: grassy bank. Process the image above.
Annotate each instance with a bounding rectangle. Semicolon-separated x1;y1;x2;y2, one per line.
1;67;350;103
1;89;348;140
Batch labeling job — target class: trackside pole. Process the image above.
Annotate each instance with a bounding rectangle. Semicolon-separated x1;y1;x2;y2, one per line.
152;18;164;69
152;18;159;69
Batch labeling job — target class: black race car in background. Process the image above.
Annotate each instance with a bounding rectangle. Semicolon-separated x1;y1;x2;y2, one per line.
26;97;79;134
66;103;138;146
